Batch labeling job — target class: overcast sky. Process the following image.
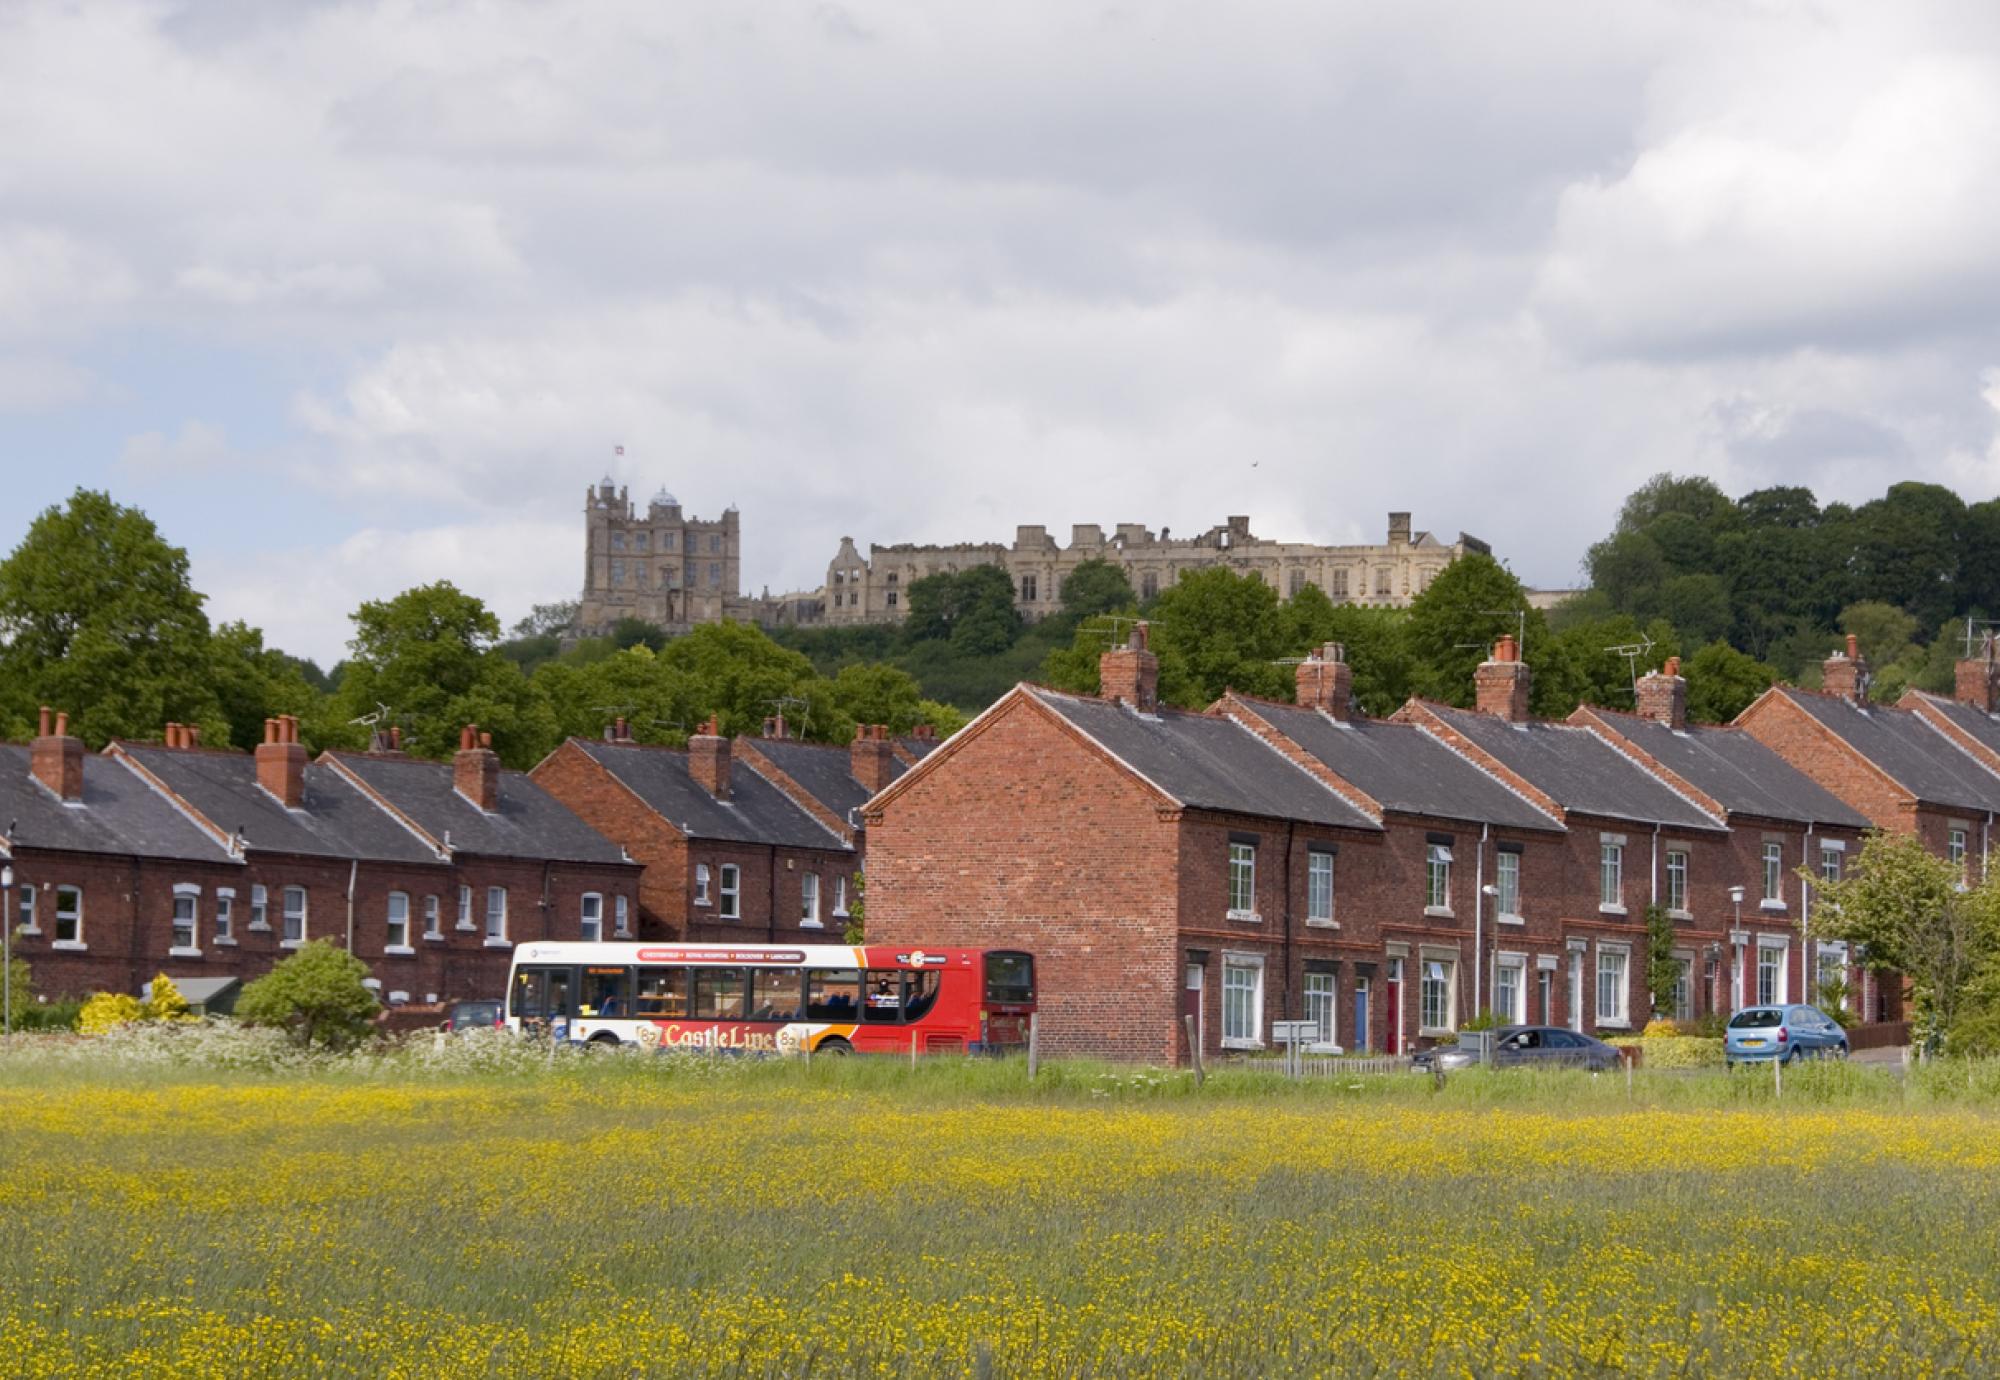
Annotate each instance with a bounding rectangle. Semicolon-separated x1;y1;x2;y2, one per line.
6;1;2000;666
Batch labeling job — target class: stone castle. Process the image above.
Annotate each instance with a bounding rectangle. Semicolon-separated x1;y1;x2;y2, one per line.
575;474;1510;638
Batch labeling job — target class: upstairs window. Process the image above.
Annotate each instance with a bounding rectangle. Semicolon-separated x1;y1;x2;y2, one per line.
423;895;442;939
171;888;199;952
1426;843;1452;911
1949;828;1969;874
485;887;508;943
1226;842;1256;917
386;892;410;950
1820;845;1843;884
1665;849;1689;913
282;886;307;944
580;893;603;943
250;884;269;930
615;895;631;938
1762;842;1784;902
801;873;821;926
215;890;234;943
1599;843;1623;910
694;864;711;906
457;884;474;931
54;887;82;946
1306;850;1334;925
719;865;741;920
1495;850;1521;918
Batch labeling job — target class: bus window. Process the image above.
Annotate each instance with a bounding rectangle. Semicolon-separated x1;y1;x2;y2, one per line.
580;966;630;1018
749;968;803;1021
862;971;904;1022
984;952;1034;1006
904;970;942;1022
807;969;861;1021
692;968;746;1020
635;968;688;1018
512;966;575;1022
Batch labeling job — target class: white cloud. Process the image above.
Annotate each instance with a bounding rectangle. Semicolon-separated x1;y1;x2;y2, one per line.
119;419;235;473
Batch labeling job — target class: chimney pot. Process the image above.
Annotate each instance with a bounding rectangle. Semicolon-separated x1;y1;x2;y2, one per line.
689;717;731;800
1636;660;1689;730
1100;620;1161;712
37;706;51;738
453;728;501;812
1823;638;1870;704
851;721;895;794
1295;642;1354;720
255;720;307;808
389;725;402;750
1475;638;1533;722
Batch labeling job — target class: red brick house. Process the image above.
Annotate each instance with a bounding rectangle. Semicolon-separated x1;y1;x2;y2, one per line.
1568;657;1872;1017
530;719;866;944
7;710;640;1005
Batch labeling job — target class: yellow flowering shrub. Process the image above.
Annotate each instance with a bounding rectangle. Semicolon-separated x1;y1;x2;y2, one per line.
77;992;144;1036
143;974;197;1023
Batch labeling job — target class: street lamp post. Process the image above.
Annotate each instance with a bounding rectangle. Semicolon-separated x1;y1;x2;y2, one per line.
2;863;12;1040
1727;884;1746;1014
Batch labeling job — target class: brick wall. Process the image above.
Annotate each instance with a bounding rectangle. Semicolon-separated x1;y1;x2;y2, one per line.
1736;693;1912;832
866;693;1183;1063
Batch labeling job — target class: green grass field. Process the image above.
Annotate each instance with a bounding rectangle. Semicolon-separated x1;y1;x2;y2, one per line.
3;1032;1999;1377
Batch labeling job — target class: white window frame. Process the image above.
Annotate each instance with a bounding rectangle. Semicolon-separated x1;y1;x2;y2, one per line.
1595;944;1630;1027
249;883;269;932
423;895;442;939
1306;850;1335;927
1820;841;1843;885
1670;954;1694;1023
485;886;510;945
1599;842;1625;914
53;885;84;950
614;894;631;938
800;873;821;928
1226;842;1258;920
1949;828;1969;873
1665;849;1689;916
719;865;741;920
170;883;201;956
1303;970;1338;1051
1419;956;1457;1034
1757;939;1789;1006
1761;841;1786;907
694;864;711;907
1494;955;1526;1025
1495;850;1522;921
580;892;604;943
1425;844;1453;915
16;885;35;936
456;884;475;931
214;888;235;944
1220;952;1265;1049
385;890;412;953
281;885;308;946
1817;943;1849;1009
833;875;849;917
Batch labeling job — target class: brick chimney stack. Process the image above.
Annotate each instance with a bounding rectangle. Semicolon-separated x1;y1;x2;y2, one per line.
1295;642;1354;720
1101;621;1160;713
1474;634;1532;722
256;714;307;809
689;716;730;800
452;723;501;812
1635;655;1688;730
30;705;84;802
603;716;634;743
1822;634;1870;704
851;723;895;794
1956;632;2000;713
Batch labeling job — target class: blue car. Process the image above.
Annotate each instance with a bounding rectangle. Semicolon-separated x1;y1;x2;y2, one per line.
1725;1004;1849;1066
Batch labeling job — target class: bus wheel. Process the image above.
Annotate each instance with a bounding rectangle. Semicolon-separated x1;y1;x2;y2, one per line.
588;1033;621;1051
814;1037;853;1057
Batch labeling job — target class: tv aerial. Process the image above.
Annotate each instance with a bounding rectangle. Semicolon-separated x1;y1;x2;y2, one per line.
1604;637;1656;700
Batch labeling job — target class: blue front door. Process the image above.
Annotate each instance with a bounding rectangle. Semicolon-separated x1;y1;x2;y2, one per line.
1353;977;1371;1053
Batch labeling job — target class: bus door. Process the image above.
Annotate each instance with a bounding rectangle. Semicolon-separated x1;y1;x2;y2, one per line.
512;965;577;1035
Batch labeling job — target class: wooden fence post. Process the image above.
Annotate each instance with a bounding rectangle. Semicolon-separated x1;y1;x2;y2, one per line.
1027;1012;1040;1081
1184;1014;1204;1088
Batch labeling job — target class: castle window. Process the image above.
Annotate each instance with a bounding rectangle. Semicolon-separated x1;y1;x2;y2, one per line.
1331;568;1349;598
886;592;898;608
663;532;677;552
709;535;721;554
611;560;625;585
709;563;721;585
1141;572;1158;600
1021;574;1038;602
1288;570;1306;597
1374;567;1391;597
611;531;626;550
634;531;649;550
886;573;898;585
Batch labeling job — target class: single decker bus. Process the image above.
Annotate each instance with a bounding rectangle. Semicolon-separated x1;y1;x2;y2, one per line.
505;941;1036;1056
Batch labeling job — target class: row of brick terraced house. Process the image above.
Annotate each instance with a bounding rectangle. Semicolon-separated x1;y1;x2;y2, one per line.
4;704;933;1010
860;628;2000;1064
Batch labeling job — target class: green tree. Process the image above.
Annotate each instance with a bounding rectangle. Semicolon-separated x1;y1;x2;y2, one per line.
0;490;225;744
1281;588;1414;717
209;620;324;751
656;622;842;741
1537;614;1681;716
1041;613;1129;696
1848;482;1965;631
511;600;579;638
1813;833;2000;1051
1057;559;1136;623
1404;553;1548;710
1612;473;1739;537
1682;640;1777;723
1149;568;1290;706
332;582;558;767
903;567;1022;654
236;940;382;1049
4;955;32;1030
829;663;927;733
1644;904;1679;1020
534;646;704;745
1658;574;1732;648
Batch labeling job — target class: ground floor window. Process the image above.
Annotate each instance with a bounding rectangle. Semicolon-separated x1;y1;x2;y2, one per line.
1420;958;1455;1032
1221;955;1264;1048
1757;942;1787;1006
1494;959;1525;1025
1817;945;1848;1009
53;886;82;946
1595;946;1629;1025
1303;971;1336;1048
1671;956;1694;1023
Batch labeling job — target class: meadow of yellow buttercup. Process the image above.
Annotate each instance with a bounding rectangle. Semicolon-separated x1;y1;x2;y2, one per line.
0;1027;1996;1377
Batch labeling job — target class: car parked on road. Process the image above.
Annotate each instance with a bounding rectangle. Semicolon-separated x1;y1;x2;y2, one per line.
1411;1025;1622;1073
1725;1004;1849;1066
445;999;505;1034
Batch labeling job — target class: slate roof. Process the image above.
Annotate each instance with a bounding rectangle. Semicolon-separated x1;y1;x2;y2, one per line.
118;746;437;864
744;737;902;821
1424;705;1725;831
1030;689;1380;832
1238;701;1561;832
1592;715;1872;830
896;736;941;761
0;747;233;862
1779;690;2000;814
571;740;849;851
331;753;632;864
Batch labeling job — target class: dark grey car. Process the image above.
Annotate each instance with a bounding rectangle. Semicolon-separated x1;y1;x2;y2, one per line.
1412;1025;1622;1073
